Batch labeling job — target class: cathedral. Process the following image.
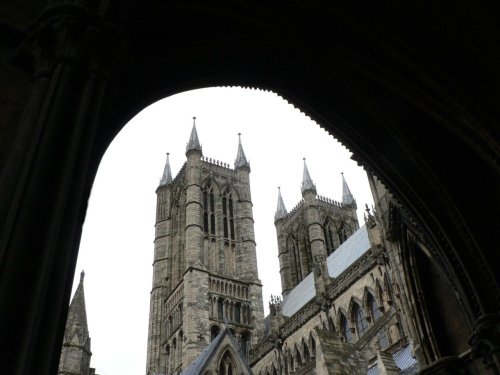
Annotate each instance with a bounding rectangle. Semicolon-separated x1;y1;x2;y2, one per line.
144;121;420;375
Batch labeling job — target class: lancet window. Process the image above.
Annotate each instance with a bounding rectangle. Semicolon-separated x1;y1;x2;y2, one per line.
353;303;369;337
323;218;336;255
203;186;216;235
340;313;353;343
222;190;235;240
218;351;235;375
368;292;383;321
338;223;348;245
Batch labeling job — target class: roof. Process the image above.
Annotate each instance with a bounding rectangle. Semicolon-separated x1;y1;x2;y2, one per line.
281;225;371;316
180;327;252;375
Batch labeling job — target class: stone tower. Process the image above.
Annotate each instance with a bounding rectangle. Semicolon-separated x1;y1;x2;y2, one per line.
274;161;359;295
146;119;264;375
58;271;97;375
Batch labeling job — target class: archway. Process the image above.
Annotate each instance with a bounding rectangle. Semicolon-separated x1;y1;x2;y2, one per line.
0;2;499;375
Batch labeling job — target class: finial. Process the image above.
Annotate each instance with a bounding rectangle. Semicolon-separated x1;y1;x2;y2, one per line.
80;270;85;282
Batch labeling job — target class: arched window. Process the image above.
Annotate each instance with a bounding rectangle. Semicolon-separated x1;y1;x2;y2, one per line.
323;218;336;255
287;235;302;284
203;186;216;235
235;302;241;323
217;298;224;320
211;325;221;341
367;293;382;321
222;190;235;240
353;303;369;337
218;350;235;375
340;313;353;343
303;339;310;362
337;223;348;244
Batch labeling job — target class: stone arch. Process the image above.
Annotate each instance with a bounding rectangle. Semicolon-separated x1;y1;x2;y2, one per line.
3;4;500;374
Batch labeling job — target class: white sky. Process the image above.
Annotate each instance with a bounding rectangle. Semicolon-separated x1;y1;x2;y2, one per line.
72;87;374;375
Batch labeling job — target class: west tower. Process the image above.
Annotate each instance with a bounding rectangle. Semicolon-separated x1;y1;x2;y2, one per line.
146;119;264;375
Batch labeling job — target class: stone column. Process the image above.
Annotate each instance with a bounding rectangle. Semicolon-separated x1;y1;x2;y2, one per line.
0;3;120;374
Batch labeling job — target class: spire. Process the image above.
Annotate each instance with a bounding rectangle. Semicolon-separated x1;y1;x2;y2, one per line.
275;187;288;221
160;153;173;185
65;270;89;336
341;172;355;204
301;158;316;194
186;116;202;154
234;133;250;169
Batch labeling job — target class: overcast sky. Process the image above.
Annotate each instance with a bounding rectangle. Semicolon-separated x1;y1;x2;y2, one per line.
72;87;374;375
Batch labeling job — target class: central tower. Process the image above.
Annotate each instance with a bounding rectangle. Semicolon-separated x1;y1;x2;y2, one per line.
146;119;264;375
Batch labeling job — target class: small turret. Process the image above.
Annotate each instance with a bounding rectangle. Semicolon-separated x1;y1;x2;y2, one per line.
185;117;202;156
159;152;173;186
234;133;250;170
301;158;317;197
275;187;288;221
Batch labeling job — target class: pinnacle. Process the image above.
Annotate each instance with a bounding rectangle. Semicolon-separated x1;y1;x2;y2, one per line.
275;187;288;221
234;133;250;170
186;117;202;155
301;158;316;195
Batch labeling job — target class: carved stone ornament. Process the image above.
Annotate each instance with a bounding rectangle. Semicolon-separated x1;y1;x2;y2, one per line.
469;313;500;370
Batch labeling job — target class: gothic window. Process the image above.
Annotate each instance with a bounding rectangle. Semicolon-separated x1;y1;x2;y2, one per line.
235;302;241;323
218;350;235;375
337;223;348;245
179;303;183;323
287;235;301;284
203;186;216;235
211;325;221;341
340;313;353;343
368;293;382;321
222;191;235;240
323;218;336;255
217;298;224;320
303;339;310;362
353;303;369;337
